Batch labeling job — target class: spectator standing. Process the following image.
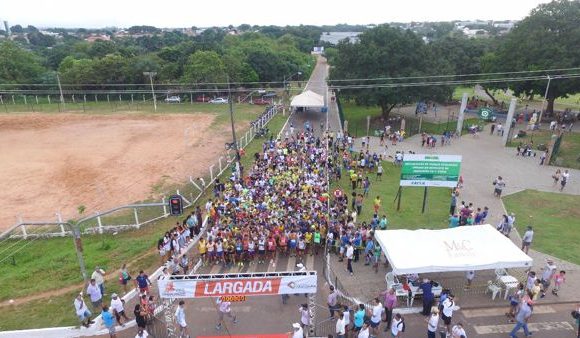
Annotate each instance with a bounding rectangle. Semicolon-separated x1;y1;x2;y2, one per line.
450;192;457;216
86;279;103;310
336;312;346;338
345;242;354;276
292;323;303;338
521;226;534;254
74;293;94;328
353;304;365;332
420;279;434;316
216;298;237;330
427;308;439;338
134;304;147;330
299;303;310;330
111;293;130;326
175;300;190;338
560;169;570;191
381;288;397;328
119;264;132;294
552;270;566;296
328;286;339;318
441;294;456;337
370;298;383;336
451;322;466;338
102;305;117;338
135;328;149;338
540;260;557;298
358;322;370;338
91;266;106;296
390;313;405;337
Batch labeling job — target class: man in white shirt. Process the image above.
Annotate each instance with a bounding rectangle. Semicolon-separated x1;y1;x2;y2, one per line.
428;308;439;338
291;323;303;338
452;322;467;338
521;226;534;254
216;299;237;330
358;322;370;338
335;312;346;338
110;293;129;326
135;328;149;338
346;242;354;276
390;313;404;337
86;279;102;310
91;266;106;296
174;300;189;338
74;293;93;327
370;298;383;336
442;294;456;337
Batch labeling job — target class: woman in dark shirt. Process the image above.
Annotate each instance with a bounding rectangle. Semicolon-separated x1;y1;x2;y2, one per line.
134;304;147;329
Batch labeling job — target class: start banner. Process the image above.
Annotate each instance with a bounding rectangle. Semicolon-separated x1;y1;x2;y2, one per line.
158;274;317;299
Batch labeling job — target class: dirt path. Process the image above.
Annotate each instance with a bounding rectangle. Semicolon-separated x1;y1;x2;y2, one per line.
0;247;157;308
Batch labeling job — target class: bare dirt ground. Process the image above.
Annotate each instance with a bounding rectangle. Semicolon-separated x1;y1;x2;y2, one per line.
0;113;229;230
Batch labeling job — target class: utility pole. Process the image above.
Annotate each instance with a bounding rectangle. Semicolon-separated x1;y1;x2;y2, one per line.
143;72;157;112
537;75;552;128
227;78;241;177
56;73;65;110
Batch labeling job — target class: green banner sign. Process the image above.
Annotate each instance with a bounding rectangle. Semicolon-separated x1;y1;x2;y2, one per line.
400;154;462;187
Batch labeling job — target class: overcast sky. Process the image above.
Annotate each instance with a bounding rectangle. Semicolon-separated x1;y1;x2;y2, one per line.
2;0;552;28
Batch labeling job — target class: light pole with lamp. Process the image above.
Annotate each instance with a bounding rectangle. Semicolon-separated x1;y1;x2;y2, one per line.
283;71;302;96
143;71;157;112
537;75;554;128
227;77;242;177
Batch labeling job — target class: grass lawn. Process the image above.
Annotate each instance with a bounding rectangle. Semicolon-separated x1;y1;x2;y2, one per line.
503;190;580;265
0;112;290;330
506;129;580;169
331;162;452;230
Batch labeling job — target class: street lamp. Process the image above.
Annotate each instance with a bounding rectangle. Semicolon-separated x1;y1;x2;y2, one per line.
537;75;556;128
283;71;302;93
143;72;157;112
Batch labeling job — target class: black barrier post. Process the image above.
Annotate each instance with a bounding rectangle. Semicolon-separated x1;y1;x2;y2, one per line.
422;186;428;214
394;186;402;211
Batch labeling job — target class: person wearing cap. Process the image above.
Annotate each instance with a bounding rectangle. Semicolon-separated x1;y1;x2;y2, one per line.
91;266;106;296
441;293;456;337
73;293;94;328
292;322;304;338
110;293;129;326
427;307;439;338
540;259;557;298
521;226;534;254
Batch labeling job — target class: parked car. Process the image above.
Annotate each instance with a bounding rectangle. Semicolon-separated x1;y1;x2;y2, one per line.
195;96;211;102
252;98;272;105
209;97;228;104
164;96;181;103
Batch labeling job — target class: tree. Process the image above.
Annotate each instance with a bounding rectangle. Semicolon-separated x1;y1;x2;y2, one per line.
331;25;450;119
492;0;580;115
10;25;23;34
182;51;227;84
0;41;46;84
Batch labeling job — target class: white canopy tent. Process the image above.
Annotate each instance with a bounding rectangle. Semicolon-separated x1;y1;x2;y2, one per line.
290;90;325;108
375;224;533;275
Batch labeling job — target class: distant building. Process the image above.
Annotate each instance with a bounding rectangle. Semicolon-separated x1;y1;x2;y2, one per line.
85;34;111;42
312;46;324;54
319;31;361;45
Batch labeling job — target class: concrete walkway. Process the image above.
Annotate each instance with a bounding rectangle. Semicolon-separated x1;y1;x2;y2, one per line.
330;129;580;308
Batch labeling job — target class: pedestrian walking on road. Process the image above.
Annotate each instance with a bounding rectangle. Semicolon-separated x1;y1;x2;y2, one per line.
552;169;561;185
521;226;534;254
427;308;439;338
551;270;566;296
174;300;190;338
441;294;457;337
216;298;237;330
509;301;533;338
560;169;570;191
493;176;505;197
328;285;339;318
540;260;557;298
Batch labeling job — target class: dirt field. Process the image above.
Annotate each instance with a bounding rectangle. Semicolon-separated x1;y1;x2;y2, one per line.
0;113;230;230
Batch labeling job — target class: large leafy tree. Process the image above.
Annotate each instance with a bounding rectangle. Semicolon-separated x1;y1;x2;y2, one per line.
492;0;580;114
331;25;452;119
0;41;46;84
182;51;227;84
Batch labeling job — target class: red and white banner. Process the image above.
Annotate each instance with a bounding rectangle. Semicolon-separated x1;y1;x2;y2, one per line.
158;274;317;299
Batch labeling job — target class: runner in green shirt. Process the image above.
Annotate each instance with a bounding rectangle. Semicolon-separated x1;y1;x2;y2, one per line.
373;244;382;273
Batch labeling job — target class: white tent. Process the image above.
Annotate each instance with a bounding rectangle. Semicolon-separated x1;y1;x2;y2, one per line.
290;90;325;108
375;224;533;275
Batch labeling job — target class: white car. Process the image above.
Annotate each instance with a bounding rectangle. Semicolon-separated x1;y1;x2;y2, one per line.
164;96;181;103
209;97;228;104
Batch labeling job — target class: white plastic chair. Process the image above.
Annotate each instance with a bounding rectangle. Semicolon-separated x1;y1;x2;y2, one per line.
385;272;399;289
495;268;508;280
486;280;502;300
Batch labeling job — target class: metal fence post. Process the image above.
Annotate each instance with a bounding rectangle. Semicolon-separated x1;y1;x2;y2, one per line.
162;197;168;215
209;164;215;182
218;156;223;174
23;95;27;105
21;225;27;239
96;213;103;234
134;208;140;228
57;212;65;237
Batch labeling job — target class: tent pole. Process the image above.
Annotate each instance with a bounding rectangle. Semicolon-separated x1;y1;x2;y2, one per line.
395;186;402;211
